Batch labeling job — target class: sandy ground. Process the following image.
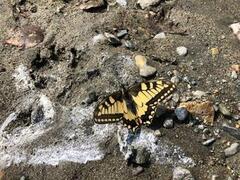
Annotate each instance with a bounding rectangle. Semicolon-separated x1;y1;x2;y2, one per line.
0;0;239;179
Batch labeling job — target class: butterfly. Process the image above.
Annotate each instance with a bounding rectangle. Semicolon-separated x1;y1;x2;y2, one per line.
93;79;176;131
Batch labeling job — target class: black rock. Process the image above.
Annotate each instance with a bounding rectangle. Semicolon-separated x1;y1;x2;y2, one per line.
86;91;98;105
155;106;168;118
86;69;100;79
175;107;189;122
134;147;151;165
31;105;45;123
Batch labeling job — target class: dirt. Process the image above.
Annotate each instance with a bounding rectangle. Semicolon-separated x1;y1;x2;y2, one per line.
0;0;239;179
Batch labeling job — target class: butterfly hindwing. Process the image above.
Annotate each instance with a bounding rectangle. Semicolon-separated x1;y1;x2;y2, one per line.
94;91;124;124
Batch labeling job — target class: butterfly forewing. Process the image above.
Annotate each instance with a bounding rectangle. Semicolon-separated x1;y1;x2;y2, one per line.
94;91;125;124
129;79;176;125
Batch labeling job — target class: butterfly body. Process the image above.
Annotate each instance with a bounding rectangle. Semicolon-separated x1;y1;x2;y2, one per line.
94;79;176;131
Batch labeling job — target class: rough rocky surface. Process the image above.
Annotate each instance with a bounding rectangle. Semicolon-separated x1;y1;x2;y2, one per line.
0;0;240;179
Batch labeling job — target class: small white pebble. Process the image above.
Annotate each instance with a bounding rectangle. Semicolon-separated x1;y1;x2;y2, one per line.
231;71;238;79
154;32;166;39
176;46;188;56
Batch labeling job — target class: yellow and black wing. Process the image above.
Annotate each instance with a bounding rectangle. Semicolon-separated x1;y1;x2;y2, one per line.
128;79;176;125
94;91;124;124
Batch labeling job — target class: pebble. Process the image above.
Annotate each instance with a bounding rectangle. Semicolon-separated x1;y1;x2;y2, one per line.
132;166;144;176
175;107;189;122
104;32;122;46
117;29;128;38
137;0;161;9
202;138;215;146
79;0;106;10
124;40;134;49
92;34;106;45
230;64;240;72
202;134;207;140
233;114;240;121
171;76;180;84
135;55;147;68
218;103;232;117
86;91;98;105
139;65;156;77
31;105;44;123
211;47;219;57
154;130;162;137
20;176;26;180
134;147;151;164
192;90;207;99
198;125;205;130
229;22;240;41
231;71;238;79
224;143;239;157
172;93;180;103
237;103;240;112
211;175;219;180
0;66;6;73
176;46;188;56
172;166;195;180
222;124;240;140
116;0;127;6
163;118;174;129
154;32;166;39
86;69;100;78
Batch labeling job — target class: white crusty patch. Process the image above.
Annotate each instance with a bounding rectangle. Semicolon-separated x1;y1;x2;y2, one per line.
13;64;33;91
0;104;116;169
117;127;195;167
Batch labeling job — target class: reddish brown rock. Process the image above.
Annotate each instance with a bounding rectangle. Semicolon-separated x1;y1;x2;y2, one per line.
179;101;215;125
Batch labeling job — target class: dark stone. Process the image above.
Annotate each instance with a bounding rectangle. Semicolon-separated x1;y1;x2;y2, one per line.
86;91;98;105
86;69;100;79
134;147;151;165
31;106;45;123
155;106;168;118
34;76;48;89
175;107;189;122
